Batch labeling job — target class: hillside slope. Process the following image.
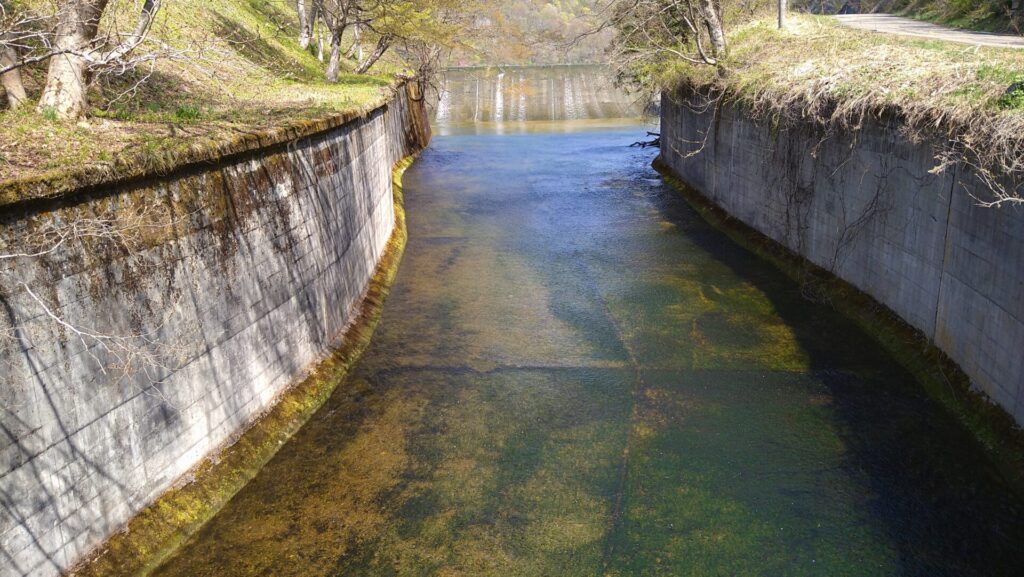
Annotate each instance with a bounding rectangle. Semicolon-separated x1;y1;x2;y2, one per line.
826;0;1022;33
0;0;399;187
655;13;1024;207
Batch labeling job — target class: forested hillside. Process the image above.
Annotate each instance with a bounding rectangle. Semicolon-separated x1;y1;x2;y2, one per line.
0;0;470;186
464;0;614;65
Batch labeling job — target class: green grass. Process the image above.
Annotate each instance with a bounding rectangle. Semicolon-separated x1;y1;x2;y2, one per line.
883;0;1022;34
999;82;1024;108
665;14;1024;108
0;0;405;188
656;13;1024;172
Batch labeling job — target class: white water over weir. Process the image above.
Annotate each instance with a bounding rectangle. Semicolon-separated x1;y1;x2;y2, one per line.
431;65;643;124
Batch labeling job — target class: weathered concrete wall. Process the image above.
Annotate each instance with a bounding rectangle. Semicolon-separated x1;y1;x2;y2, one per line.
661;93;1024;425
0;86;428;577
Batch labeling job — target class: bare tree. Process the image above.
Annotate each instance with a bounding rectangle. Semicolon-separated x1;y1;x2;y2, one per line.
37;0;163;119
345;21;363;61
0;43;26;109
354;32;392;73
315;0;367;82
701;0;727;56
296;0;312;49
0;0;33;110
607;0;728;75
316;20;326;61
35;0;108;118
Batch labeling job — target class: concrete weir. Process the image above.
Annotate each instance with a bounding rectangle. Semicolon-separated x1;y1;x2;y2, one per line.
0;85;429;577
659;91;1024;427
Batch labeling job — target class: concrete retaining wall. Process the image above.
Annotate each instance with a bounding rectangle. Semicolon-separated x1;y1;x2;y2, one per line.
660;92;1024;425
0;86;428;577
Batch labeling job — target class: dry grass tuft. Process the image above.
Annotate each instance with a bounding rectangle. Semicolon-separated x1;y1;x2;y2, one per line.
661;14;1024;206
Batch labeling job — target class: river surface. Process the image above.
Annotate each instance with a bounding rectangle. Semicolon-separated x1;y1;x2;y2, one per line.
152;115;1024;575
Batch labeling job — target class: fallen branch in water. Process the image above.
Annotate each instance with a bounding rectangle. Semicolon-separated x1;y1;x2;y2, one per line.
631;131;661;148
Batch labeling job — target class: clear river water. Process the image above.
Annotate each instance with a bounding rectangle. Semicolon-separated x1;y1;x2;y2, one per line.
150;71;1024;576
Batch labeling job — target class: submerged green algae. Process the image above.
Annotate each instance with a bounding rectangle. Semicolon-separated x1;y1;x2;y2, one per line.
652;158;1024;495
148;125;1024;577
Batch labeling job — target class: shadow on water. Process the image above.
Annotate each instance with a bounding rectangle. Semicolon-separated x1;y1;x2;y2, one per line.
628;160;1024;576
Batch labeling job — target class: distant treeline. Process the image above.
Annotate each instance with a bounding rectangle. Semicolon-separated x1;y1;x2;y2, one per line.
456;0;615;65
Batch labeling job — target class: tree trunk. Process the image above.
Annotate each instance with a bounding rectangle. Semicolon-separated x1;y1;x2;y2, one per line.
0;45;28;110
38;0;110;119
326;30;342;82
316;25;325;62
701;0;727;59
351;24;363;63
355;35;390;74
297;0;311;49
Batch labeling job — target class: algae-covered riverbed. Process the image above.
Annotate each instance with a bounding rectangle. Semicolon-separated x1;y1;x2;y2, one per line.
152;121;1024;576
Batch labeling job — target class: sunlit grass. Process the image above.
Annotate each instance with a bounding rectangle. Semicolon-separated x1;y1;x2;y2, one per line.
665;14;1024;116
0;0;405;189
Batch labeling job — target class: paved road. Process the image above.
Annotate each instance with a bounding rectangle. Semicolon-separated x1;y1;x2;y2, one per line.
835;14;1024;49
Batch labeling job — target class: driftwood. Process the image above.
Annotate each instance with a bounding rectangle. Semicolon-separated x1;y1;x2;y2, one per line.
631;131;661;148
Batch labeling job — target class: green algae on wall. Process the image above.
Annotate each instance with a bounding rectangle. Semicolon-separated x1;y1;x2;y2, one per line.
68;157;419;577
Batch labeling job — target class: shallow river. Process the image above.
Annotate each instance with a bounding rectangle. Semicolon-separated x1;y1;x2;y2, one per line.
153;119;1024;576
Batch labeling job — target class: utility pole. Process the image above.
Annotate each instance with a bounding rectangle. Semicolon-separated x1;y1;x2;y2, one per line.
778;0;786;30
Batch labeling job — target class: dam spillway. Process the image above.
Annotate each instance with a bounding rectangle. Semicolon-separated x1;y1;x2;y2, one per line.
431;65;644;127
144;69;1024;577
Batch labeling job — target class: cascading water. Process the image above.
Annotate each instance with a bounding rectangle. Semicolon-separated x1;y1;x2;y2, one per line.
493;72;505;122
549;78;556;120
435;81;452;122
563;76;576;120
473;77;480;121
517;74;527;121
429;65;643;128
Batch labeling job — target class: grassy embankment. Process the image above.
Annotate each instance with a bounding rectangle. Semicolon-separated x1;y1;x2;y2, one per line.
660;13;1024;117
657;13;1024;185
884;0;1022;33
0;0;402;191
